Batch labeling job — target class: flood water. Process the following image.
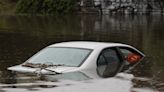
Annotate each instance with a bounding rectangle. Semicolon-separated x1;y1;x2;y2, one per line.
0;14;164;91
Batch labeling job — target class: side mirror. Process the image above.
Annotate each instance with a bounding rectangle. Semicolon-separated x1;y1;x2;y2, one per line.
126;53;141;64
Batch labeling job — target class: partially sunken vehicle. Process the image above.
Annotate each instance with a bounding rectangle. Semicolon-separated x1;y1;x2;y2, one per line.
8;41;145;79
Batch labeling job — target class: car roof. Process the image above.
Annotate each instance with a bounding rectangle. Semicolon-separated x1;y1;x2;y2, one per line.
48;41;131;49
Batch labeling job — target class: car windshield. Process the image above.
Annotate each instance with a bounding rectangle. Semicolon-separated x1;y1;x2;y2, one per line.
26;47;92;67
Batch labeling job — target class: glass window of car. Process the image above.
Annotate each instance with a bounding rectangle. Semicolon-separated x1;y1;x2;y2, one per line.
97;48;121;77
97;54;107;76
26;47;92;67
120;48;133;56
119;47;142;58
119;47;143;66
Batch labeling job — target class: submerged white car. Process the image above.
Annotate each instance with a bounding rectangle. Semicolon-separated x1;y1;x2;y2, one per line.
8;41;145;79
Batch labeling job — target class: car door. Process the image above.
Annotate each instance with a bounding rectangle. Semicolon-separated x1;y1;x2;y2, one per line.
97;47;123;78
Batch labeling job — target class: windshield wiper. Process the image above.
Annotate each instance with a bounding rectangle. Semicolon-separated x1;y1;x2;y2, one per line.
22;62;63;75
22;62;65;68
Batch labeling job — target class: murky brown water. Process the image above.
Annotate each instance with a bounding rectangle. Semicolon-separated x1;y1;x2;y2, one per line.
0;14;164;91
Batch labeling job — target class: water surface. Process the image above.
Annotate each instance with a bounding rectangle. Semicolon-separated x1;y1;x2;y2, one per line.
0;14;163;91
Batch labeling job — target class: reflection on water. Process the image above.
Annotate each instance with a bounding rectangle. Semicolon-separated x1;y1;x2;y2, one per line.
0;14;164;91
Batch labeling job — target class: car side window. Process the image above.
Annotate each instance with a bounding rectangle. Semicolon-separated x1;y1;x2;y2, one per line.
97;54;107;76
120;48;133;57
119;47;142;58
119;47;143;65
97;48;121;78
103;49;121;64
97;54;107;66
